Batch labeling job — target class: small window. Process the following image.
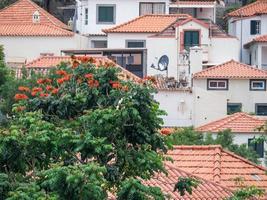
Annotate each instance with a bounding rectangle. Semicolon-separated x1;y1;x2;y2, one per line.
207;79;228;90
250;20;260;35
250;80;266;91
32;11;40;23
97;5;115;24
139;2;165;15
126;40;146;48
91;40;107;48
227;103;242;115
85;8;88;25
184;31;200;51
248;138;264;158
255;104;267;116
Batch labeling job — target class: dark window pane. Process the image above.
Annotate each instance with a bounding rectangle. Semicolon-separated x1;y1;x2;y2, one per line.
250;20;260;35
184;31;199;50
92;41;107;48
218;82;226;88
209;82;217;87
227;103;241;115
256;104;267;116
127;41;145;48
98;6;114;23
248;138;264;158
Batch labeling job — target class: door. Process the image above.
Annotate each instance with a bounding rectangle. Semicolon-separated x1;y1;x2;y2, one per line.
184;31;199;51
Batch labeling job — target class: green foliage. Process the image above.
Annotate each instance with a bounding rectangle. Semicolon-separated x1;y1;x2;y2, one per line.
117;178;164;200
166;128;260;164
227;185;265;200
174;177;201;196
0;58;168;199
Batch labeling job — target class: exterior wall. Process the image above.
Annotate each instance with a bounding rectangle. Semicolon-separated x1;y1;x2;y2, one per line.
76;0;169;35
196;8;214;21
146;37;177;77
209;37;240;64
154;90;193;127
0;34;88;62
228;15;267;64
107;33;151;48
193;79;267;126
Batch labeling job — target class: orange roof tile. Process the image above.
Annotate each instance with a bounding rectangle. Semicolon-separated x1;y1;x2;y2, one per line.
103;14;190;33
171;0;216;6
244;34;267;48
167;145;267;193
193;60;267;79
227;0;267;17
196;112;266;133
0;0;73;36
18;55;141;83
144;163;233;199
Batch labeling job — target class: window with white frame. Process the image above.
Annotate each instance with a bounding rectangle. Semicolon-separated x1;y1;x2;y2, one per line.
250;79;266;91
97;5;115;24
32;11;40;23
255;104;267;115
250;20;260;35
207;79;228;90
139;2;165;15
85;8;88;25
91;40;107;48
126;40;146;48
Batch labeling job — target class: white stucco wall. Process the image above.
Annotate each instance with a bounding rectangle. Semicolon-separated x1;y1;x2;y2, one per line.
193;79;267;126
154;90;193;127
0;34;88;62
146;37;178;77
76;0;169;35
228;15;267;64
209;37;240;64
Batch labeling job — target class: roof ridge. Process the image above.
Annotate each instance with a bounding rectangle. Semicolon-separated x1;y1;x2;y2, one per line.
172;145;222;149
213;146;222;183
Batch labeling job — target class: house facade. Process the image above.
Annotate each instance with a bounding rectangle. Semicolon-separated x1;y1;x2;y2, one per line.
75;0;223;47
227;0;267;68
0;0;87;66
193;60;267;127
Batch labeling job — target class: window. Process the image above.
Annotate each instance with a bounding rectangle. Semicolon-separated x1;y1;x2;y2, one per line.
248;138;264;158
32;11;40;23
97;5;115;24
250;79;266;91
91;40;107;48
85;8;88;25
255;104;267;115
139;3;165;15
250;20;260;35
184;31;200;51
126;40;146;48
227;103;242;115
207;79;228;90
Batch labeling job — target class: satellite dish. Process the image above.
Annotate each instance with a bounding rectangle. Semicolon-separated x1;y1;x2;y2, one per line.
158;55;169;71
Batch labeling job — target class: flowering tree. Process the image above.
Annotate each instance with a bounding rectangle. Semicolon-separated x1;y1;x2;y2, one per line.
0;56;169;199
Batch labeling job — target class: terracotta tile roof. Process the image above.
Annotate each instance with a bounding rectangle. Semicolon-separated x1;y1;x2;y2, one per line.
17;55;141;83
0;0;73;36
244;34;267;48
227;0;267;17
103;14;190;33
196;112;266;133
193;60;267;79
144;163;233;199
167;145;267;193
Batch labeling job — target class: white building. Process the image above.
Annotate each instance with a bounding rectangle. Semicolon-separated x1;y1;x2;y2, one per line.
227;0;267;66
103;14;239;78
0;0;87;66
193;59;267;127
196;112;267;164
75;0;223;47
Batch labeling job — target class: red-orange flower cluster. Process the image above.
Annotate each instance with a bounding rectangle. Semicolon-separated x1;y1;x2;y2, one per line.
160;129;172;135
46;85;53;91
84;73;93;79
72;61;80;69
51;88;59;94
18;86;30;92
56;70;68;76
14;93;28;100
37;78;52;84
88;80;99;88
110;81;121;89
40;93;49;98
